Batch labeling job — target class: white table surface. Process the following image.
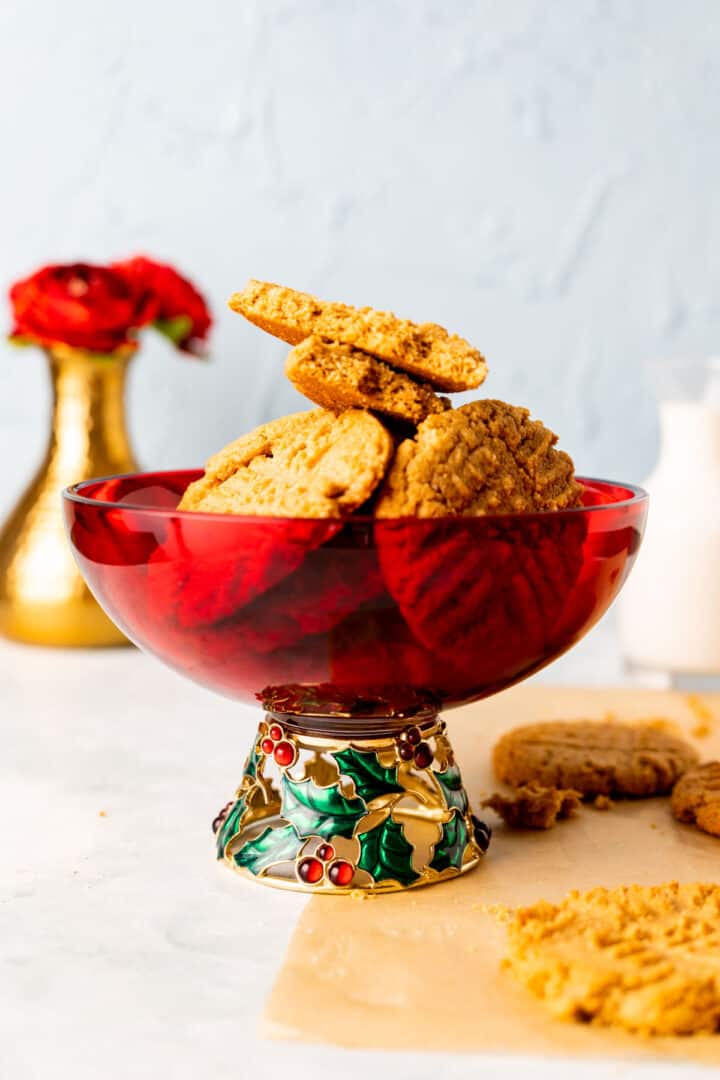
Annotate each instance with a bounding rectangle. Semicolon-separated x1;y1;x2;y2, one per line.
1;621;714;1080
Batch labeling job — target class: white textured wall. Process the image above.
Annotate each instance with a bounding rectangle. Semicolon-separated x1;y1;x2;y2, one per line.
1;0;718;518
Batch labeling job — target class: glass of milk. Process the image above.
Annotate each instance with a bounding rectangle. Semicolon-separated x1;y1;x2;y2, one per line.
618;357;720;690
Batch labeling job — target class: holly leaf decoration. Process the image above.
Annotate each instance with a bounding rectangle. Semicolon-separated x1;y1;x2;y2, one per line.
215;796;246;859
281;775;366;840
334;747;403;803
243;742;262;782
435;764;468;814
429;811;469;873
357;817;419;887
234;823;303;875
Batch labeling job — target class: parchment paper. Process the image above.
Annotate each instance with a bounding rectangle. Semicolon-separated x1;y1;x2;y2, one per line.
264;685;720;1064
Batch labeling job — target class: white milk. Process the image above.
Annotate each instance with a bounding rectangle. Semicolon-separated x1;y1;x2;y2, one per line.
618;377;720;675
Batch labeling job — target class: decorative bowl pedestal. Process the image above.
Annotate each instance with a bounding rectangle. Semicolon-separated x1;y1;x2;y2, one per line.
63;470;647;895
215;712;487;893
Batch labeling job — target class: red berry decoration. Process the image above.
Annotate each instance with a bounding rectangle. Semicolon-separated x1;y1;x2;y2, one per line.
328;860;354;887
413;741;433;769
471;814;492;853
260;737;275;755
211;801;233;834
397;742;414;761
274;740;296;767
317;843;335;862
405;726;422;746
297;857;324;884
269;724;283;741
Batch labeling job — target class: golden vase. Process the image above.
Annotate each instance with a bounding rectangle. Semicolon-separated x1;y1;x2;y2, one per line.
0;346;138;646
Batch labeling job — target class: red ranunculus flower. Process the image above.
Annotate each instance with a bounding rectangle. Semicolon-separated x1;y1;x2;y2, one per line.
113;256;212;356
9;263;158;354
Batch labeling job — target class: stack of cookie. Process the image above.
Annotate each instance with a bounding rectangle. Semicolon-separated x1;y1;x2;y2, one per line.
232;279;487;425
180;280;581;519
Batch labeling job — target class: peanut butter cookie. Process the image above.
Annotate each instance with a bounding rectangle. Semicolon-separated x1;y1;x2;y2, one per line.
229;279;487;391
146;515;337;629
220;546;386;654
179;408;393;518
375;400;582;518
671;761;720;837
482;783;581;829
493;720;699;797
285;336;450;424
375;510;587;676
503;882;720;1036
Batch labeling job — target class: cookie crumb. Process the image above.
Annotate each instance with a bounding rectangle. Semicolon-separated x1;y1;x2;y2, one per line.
477;902;512;923
482;782;581;829
592;794;613;811
639;716;684;737
687;694;714;738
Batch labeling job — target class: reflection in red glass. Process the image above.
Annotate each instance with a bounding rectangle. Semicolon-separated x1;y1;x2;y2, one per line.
64;471;647;719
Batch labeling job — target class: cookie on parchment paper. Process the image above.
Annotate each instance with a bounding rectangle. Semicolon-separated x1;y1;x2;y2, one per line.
671;761;720;837
493;720;699;797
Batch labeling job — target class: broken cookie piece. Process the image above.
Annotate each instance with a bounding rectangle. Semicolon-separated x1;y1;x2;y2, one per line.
285;336;450;424
482;782;581;829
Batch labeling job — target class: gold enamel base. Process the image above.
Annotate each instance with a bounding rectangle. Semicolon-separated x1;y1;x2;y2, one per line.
230;850;484;895
213;714;491;895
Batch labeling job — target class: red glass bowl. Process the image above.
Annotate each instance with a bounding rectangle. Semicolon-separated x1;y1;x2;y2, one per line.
63;471;648;722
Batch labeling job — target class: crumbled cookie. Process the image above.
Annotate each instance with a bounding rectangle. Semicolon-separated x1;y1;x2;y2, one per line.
502;882;720;1036
493;720;699;797
179;408;393;518
229;279;487;391
374;400;582;518
482;783;581;829
285;336;450;424
671;762;720;837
